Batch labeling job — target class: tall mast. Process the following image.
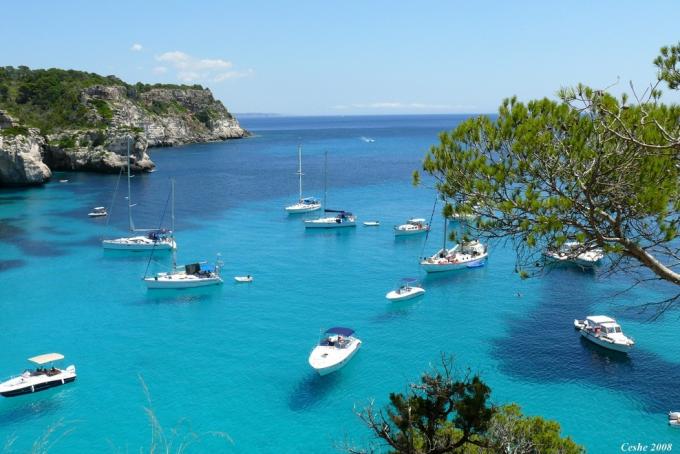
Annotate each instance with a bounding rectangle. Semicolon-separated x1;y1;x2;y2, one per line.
297;144;303;202
323;151;328;211
442;209;448;252
127;137;135;232
171;178;175;234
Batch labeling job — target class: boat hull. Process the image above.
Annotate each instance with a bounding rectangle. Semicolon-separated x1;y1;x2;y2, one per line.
304;220;356;229
0;366;77;398
0;376;76;397
394;228;428;237
285;204;321;213
102;238;176;251
579;330;632;353
309;340;361;376
144;275;223;289
420;256;487;273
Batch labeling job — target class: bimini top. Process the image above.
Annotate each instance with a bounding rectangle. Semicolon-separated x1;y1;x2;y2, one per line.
302;197;319;203
325;327;355;336
401;277;419;283
28;353;64;364
408;218;426;223
586;315;616;325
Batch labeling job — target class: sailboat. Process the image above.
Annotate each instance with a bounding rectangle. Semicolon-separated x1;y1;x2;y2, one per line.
102;138;176;251
304;152;356;229
420;213;488;272
143;180;223;289
285;144;321;213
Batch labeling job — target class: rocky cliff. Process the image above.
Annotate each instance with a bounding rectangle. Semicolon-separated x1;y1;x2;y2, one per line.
0;67;248;186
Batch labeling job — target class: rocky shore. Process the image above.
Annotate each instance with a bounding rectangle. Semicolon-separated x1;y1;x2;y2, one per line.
0;72;248;186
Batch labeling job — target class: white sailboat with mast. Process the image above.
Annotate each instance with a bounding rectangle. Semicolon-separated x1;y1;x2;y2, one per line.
102;137;176;251
304;151;356;229
285;144;321;213
420;212;488;272
144;180;223;289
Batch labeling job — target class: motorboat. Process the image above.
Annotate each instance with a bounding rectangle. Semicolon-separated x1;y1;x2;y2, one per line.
234;275;253;283
305;210;357;228
308;327;361;376
102;138;177;251
88;206;108;217
103;229;176;250
363;221;380;227
386;278;425;301
304;151;356;229
573;316;634;353
360;136;375;143
0;353;76;397
59;179;68;183
669;412;680;427
145;261;223;289
394;218;429;236
545;241;604;268
421;241;488;273
285;145;322;213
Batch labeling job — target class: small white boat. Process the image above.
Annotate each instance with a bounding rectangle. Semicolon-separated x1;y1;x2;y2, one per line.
145;261;223;289
363;221;380;227
0;353;76;398
234;275;253;283
285;145;322;214
669;411;680;427
421;241;488;273
545;241;604;268
305;210;357;229
574;315;634;353
88;206;108;217
386;278;425;301
308;327;361;376
360;137;375;143
394;218;429;236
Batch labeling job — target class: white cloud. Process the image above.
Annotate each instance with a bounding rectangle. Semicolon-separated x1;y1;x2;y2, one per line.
130;43;143;52
155;51;247;83
152;66;167;75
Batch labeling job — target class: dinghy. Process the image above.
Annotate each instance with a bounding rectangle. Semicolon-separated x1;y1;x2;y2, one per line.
234;275;253;283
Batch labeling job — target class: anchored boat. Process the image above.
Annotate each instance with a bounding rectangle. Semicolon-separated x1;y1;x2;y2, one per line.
308;327;361;376
386;278;425;301
88;206;108;217
304;152;356;229
574;316;634;352
0;353;76;397
394;218;429;236
545;241;604;268
285;144;321;214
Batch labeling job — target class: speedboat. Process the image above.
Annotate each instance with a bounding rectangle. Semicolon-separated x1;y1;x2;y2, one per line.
669;412;680;427
103;229;176;251
386;278;425;301
308;327;361;376
145;262;223;289
573;316;634;352
421;240;488;273
0;353;76;397
304;210;356;229
545;241;604;268
234;275;253;283
286;197;322;214
363;220;380;227
394;218;429;236
285;145;322;213
88;206;108;217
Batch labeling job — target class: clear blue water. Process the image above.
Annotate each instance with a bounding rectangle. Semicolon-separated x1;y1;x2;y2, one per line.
0;114;678;452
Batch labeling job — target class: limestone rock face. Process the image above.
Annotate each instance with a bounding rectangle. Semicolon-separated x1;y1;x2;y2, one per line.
0;128;52;185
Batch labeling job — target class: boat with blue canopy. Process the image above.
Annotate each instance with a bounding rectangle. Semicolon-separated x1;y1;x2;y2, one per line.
308;327;361;375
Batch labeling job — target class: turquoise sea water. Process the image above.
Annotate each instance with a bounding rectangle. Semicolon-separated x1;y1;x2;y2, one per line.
0;114;678;452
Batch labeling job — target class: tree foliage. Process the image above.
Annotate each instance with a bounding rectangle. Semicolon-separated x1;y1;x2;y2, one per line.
350;357;581;454
417;43;680;307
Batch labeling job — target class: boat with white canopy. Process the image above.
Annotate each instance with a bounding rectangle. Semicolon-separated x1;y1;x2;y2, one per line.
308;327;361;375
394;218;429;236
386;278;425;301
545;241;604;268
88;206;108;218
573;315;634;352
285;144;321;213
102;138;176;251
304;151;356;229
0;353;76;397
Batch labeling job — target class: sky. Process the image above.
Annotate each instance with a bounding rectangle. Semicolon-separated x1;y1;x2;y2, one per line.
3;1;680;115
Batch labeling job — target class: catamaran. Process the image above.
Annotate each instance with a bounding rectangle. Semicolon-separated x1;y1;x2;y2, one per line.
0;353;76;397
308;327;361;375
304;151;356;229
102;138;176;251
285;145;321;213
420;215;488;272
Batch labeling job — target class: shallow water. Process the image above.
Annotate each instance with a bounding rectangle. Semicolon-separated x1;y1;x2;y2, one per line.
0;114;677;452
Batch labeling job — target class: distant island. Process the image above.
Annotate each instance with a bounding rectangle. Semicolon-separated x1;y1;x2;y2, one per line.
0;66;248;186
